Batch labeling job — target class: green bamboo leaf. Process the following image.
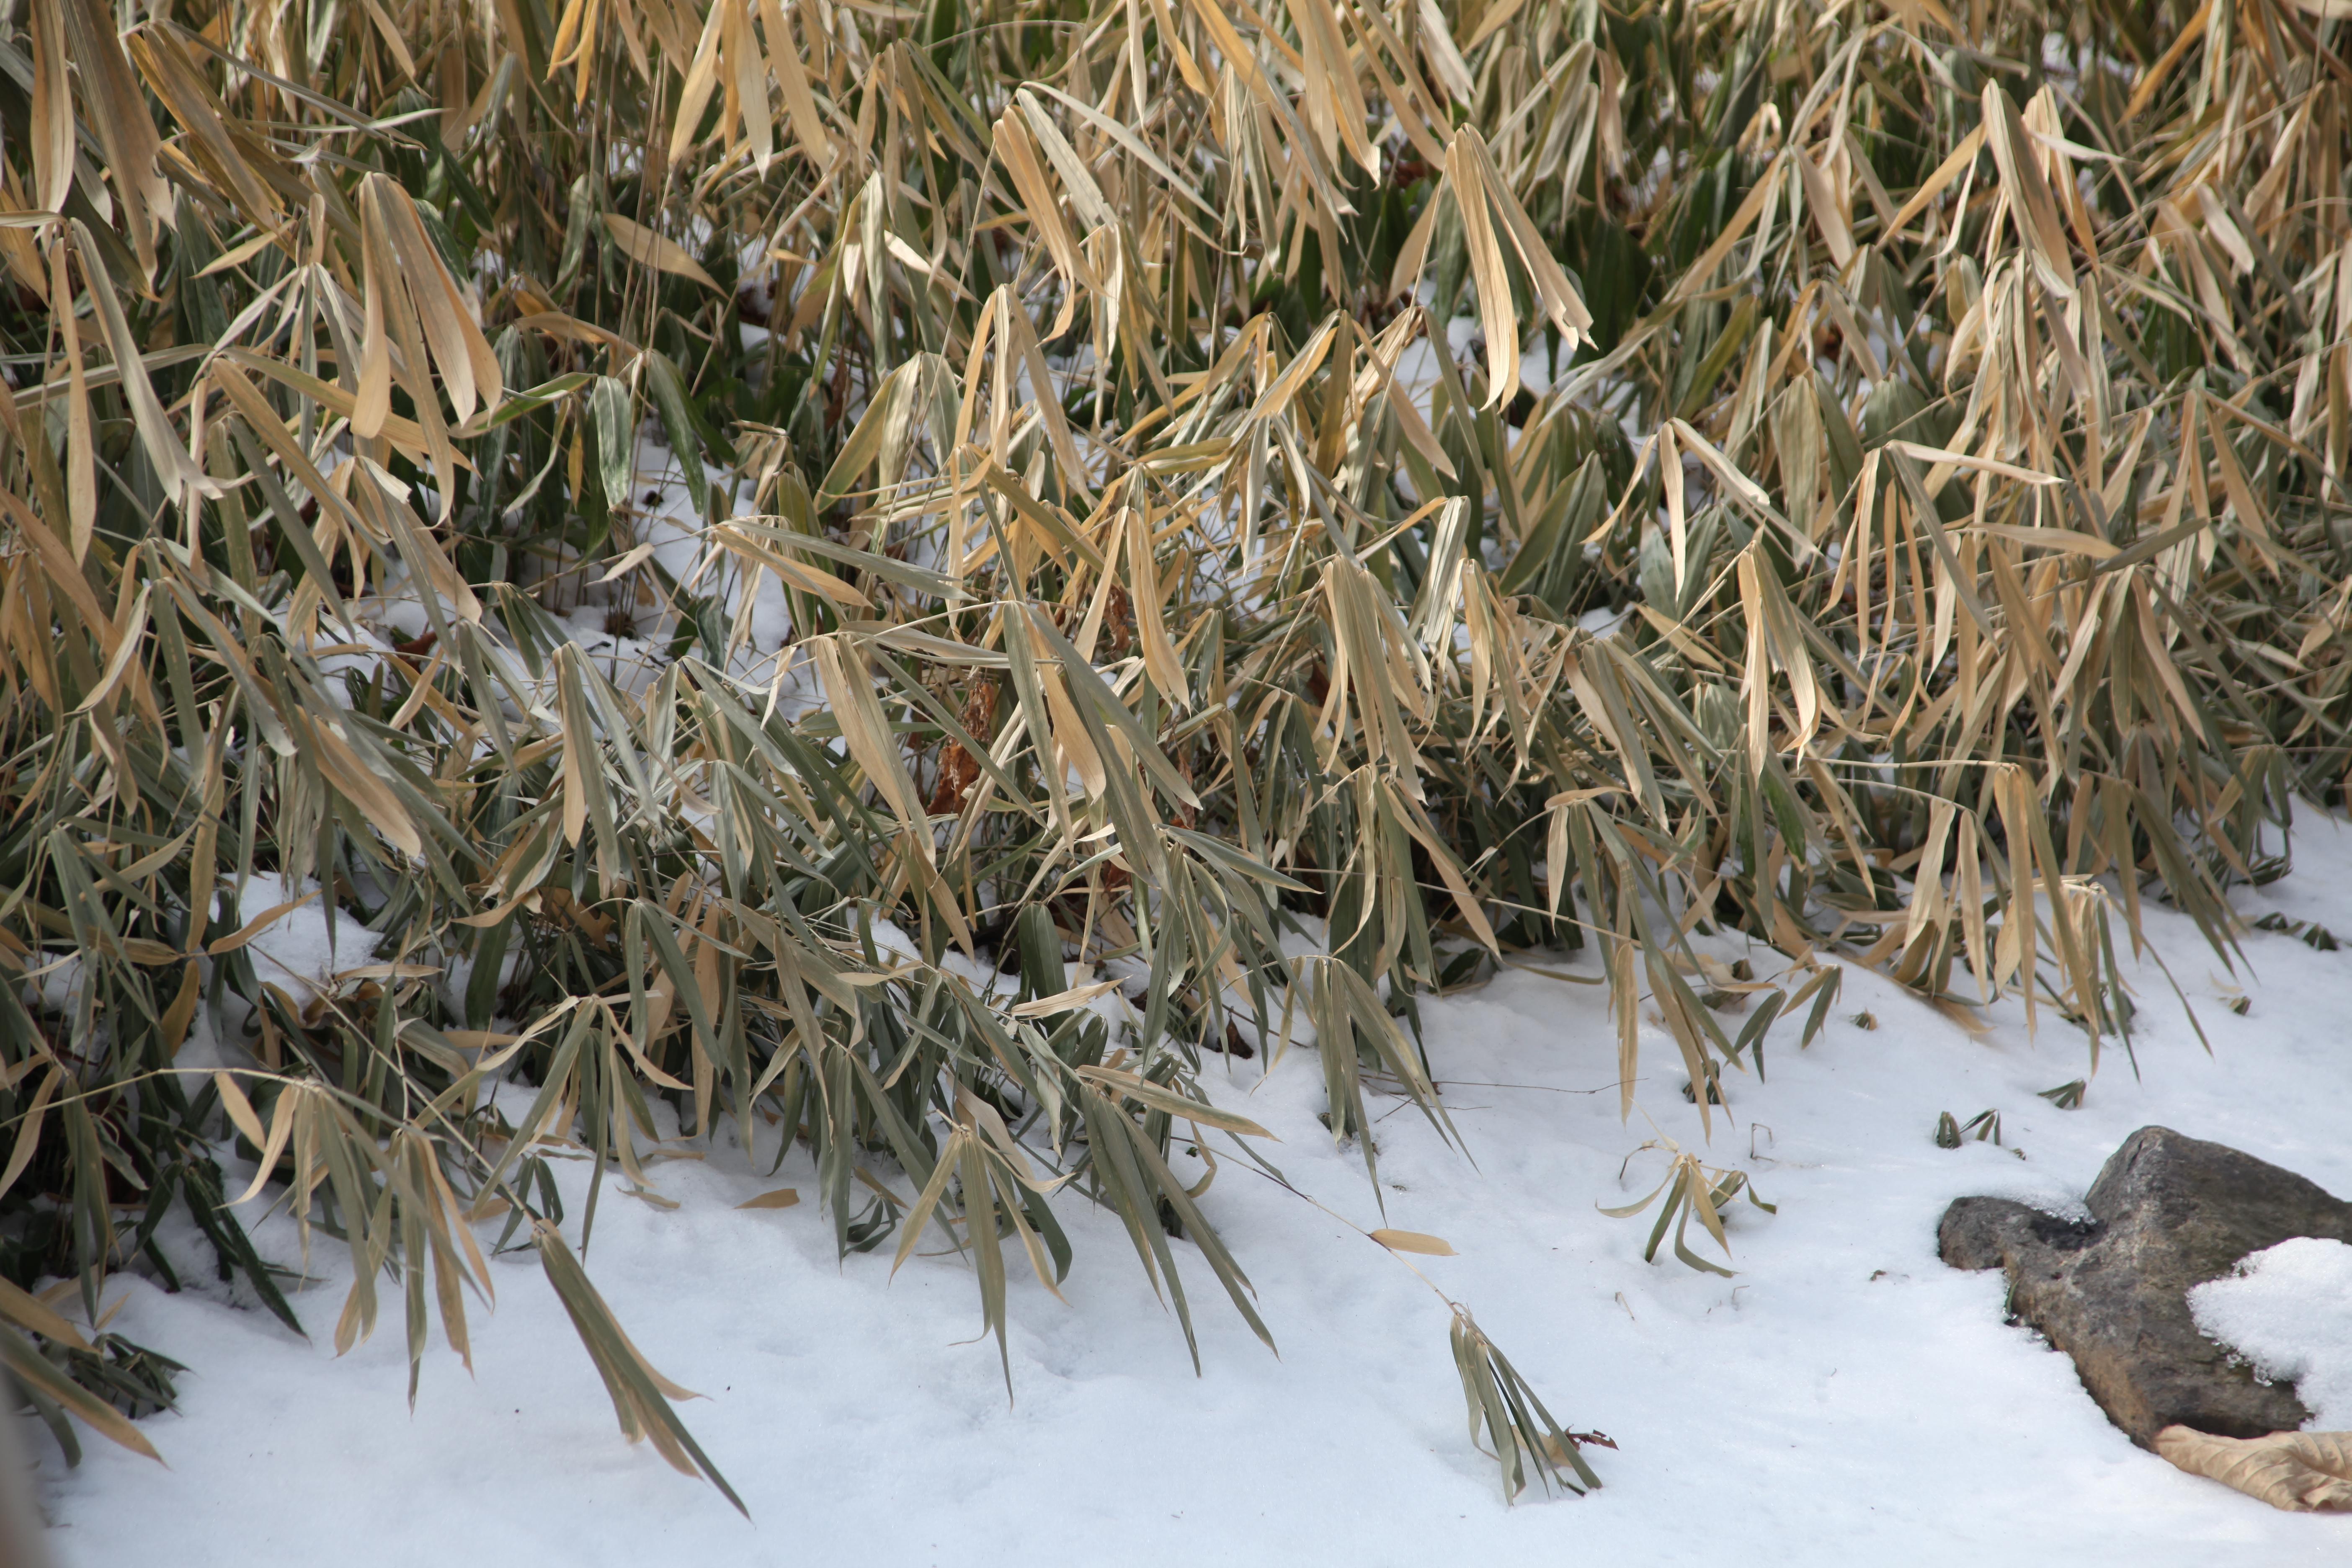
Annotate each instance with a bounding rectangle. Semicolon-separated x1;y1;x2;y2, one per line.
591;375;635;510
642;349;708;516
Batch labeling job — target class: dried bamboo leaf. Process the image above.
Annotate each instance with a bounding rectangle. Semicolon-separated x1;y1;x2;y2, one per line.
2156;1426;2352;1512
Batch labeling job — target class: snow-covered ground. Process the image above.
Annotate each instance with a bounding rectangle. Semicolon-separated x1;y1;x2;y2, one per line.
36;811;2352;1564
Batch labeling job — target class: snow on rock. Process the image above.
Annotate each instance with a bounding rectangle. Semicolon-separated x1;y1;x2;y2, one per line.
2192;1238;2352;1431
36;810;2352;1565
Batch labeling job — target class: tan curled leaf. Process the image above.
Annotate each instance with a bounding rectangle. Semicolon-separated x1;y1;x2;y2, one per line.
214;1071;268;1149
812;635;932;851
2156;1426;2352;1512
1007;978;1125;1017
1073;1066;1279;1139
0;1066;60;1204
0;1275;91;1352
1370;1228;1458;1256
603;213;724;293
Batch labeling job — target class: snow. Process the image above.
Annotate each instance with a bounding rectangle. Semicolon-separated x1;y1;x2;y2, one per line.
1384;321;1566;423
2192;1240;2352;1431
1576;604;1629;641
301;426;812;723
33;810;2352;1563
219;872;383;1006
18;879;377;1070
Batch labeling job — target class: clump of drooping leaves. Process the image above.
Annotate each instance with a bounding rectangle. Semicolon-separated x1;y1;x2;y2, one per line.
3;0;2346;1510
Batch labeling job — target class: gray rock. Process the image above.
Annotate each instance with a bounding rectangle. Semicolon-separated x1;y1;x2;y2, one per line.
1939;1126;2352;1448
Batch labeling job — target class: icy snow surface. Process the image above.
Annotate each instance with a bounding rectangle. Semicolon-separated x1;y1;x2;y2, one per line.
2192;1239;2352;1432
39;813;2352;1563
